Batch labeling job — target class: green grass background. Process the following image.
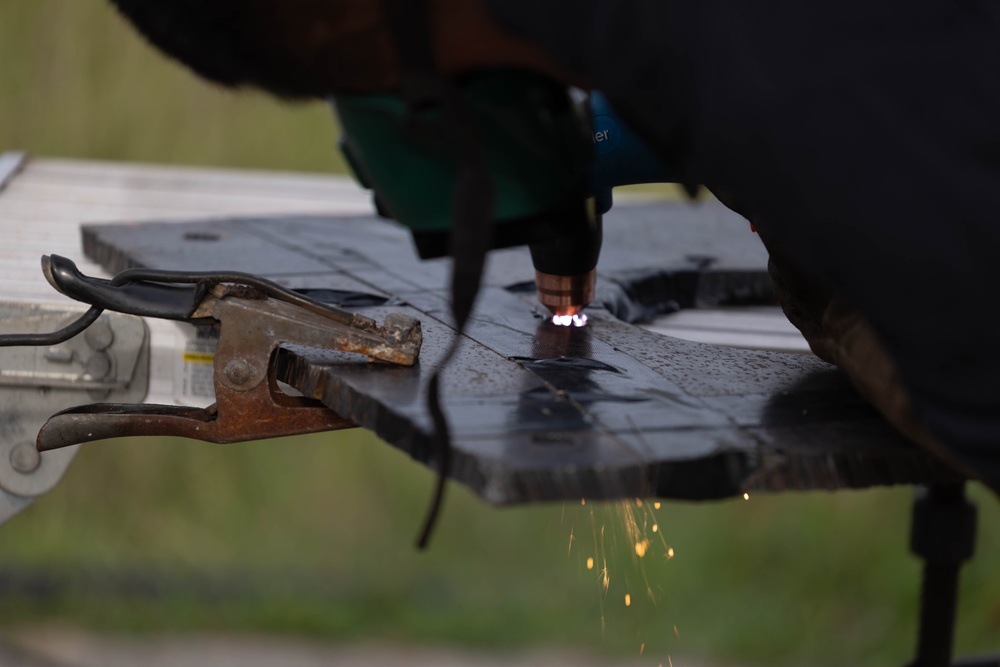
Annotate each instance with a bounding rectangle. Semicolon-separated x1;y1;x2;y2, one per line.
2;2;999;665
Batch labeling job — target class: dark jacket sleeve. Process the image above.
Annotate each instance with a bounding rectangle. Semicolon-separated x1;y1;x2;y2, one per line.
484;0;1000;492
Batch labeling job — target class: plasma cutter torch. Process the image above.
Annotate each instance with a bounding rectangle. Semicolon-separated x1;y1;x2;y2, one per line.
334;72;676;319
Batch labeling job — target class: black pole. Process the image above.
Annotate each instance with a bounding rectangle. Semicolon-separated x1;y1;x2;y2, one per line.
908;483;977;667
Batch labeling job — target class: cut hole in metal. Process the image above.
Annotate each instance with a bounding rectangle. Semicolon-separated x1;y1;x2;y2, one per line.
183;231;221;242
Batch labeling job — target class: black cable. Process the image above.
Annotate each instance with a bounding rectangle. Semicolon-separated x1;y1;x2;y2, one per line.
414;82;495;550
416;373;452;548
0;258;358;348
382;0;495;549
0;305;104;348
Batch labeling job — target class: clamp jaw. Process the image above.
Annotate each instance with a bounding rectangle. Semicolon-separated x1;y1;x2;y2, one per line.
32;255;422;451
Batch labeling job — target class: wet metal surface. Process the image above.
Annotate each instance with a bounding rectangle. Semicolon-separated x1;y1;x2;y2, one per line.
81;202;961;504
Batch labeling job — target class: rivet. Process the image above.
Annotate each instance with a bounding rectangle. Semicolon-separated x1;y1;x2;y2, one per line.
84;320;115;351
10;443;41;474
83;352;113;380
224;359;254;386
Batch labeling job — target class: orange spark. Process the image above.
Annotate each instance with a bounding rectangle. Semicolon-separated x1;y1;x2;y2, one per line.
635;539;650;558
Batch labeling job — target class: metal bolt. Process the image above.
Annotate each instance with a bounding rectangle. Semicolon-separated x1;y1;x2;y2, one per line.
10;443;41;474
83;351;113;380
224;358;254;386
84;319;115;351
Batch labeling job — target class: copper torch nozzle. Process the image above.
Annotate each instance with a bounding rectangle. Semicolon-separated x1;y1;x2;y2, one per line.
535;269;596;316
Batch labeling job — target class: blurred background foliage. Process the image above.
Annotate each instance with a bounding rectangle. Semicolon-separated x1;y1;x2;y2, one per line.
2;2;999;666
0;0;342;171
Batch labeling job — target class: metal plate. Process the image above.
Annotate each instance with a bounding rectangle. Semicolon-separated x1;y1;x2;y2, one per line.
0;304;149;523
82;201;774;323
81;203;962;504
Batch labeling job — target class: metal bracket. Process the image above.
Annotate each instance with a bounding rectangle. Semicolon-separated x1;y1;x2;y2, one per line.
0;303;149;525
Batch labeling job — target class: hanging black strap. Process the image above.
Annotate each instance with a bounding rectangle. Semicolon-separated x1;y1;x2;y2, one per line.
382;0;496;549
